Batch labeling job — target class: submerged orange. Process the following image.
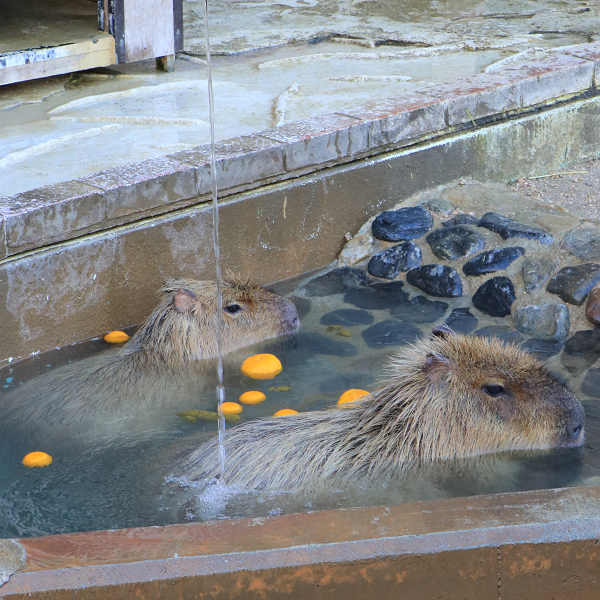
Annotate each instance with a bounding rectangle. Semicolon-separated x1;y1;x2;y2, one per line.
239;391;267;405
273;409;298;417
218;402;243;415
241;354;283;380
104;331;130;344
23;452;52;468
337;389;369;405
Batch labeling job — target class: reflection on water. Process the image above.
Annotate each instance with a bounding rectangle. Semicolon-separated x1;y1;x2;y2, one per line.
1;270;599;538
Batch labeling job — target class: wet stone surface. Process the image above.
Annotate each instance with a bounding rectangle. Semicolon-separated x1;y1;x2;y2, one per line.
371;207;433;242
344;280;409;310
547;263;600;306
586;285;600;325
304;267;370;297
581;368;600;399
472;276;516;317
521;256;560;293
421;198;454;216
513;303;570;342
478;212;554;245
562;329;600;376
521;339;564;361
361;320;422;348
320;309;374;327
426;225;485;261
561;228;600;261
442;214;479;227
474;325;523;344
391;295;449;324
406;264;463;298
462;247;525;276
367;241;421;279
444;307;479;334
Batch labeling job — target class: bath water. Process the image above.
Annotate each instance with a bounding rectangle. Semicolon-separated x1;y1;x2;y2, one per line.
0;268;599;538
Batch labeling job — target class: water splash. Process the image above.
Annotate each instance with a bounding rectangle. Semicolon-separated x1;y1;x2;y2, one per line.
202;0;226;479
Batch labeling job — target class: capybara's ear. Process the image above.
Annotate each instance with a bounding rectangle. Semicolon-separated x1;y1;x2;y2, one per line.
173;289;198;313
431;325;455;339
422;353;453;383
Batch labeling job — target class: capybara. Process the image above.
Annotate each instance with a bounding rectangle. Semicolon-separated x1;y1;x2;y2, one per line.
184;326;585;489
1;277;299;435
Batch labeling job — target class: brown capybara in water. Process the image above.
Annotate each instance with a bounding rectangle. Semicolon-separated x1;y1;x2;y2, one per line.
1;277;298;436
184;326;585;489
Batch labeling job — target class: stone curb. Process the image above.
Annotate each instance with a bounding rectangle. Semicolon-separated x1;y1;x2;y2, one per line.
1;42;600;258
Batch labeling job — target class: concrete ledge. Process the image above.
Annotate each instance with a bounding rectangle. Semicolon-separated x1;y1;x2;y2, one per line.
1;42;600;258
2;486;600;598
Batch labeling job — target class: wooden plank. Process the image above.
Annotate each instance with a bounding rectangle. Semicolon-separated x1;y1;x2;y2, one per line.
123;0;174;62
0;34;115;86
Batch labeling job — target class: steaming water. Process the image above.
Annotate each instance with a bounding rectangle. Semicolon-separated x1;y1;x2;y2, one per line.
202;0;227;478
1;270;599;538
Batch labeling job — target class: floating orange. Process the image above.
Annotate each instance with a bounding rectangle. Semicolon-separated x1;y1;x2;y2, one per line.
104;331;130;344
337;389;369;405
239;391;267;405
23;452;52;468
241;354;282;380
218;402;243;415
273;409;298;417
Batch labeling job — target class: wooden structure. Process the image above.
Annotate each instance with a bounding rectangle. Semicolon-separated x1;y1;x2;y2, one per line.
0;0;183;86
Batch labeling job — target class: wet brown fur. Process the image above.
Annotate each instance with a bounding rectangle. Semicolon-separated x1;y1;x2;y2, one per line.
1;277;298;434
184;331;585;489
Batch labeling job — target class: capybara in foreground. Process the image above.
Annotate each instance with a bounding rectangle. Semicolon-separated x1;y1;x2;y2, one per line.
1;277;299;434
184;326;585;489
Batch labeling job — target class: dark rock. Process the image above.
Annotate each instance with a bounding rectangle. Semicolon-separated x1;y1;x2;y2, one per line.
391;295;448;324
562;329;600;376
371;207;433;242
478;212;554;245
472;276;516;317
581;368;600;399
521;339;564;361
521;257;559;293
304;267;370;297
289;296;311;319
406;265;462;297
367;241;421;279
287;333;357;357
561;228;600;261
426;226;485;260
422;198;454;215
587;284;600;325
444;307;479;334
474;326;523;344
344;281;410;310
513;303;570;342
320;309;374;327
320;373;375;393
462;247;525;276
442;214;480;227
546;263;600;305
361;320;422;348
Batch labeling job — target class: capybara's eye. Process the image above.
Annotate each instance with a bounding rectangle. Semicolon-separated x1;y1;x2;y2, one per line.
483;384;505;397
224;304;242;314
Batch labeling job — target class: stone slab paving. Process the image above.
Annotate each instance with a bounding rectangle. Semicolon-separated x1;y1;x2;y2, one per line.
2;41;600;259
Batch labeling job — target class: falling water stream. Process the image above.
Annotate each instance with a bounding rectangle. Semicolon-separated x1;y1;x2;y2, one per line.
202;0;227;479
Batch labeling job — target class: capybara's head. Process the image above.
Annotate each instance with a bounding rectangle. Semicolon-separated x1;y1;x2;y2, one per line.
376;326;585;462
128;277;299;363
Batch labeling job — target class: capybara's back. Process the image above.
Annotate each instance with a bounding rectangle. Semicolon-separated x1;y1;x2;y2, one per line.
183;326;585;489
1;277;299;438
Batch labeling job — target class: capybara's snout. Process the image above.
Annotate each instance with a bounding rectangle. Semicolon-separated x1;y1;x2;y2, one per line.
560;397;585;447
281;300;300;335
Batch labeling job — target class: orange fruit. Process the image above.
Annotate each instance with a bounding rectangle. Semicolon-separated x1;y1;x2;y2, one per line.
241;354;283;380
239;391;267;405
104;331;130;344
218;402;243;415
23;452;52;468
337;389;369;405
273;409;298;417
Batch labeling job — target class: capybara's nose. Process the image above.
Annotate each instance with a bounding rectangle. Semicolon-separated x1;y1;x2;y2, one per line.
566;411;585;446
283;302;299;332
